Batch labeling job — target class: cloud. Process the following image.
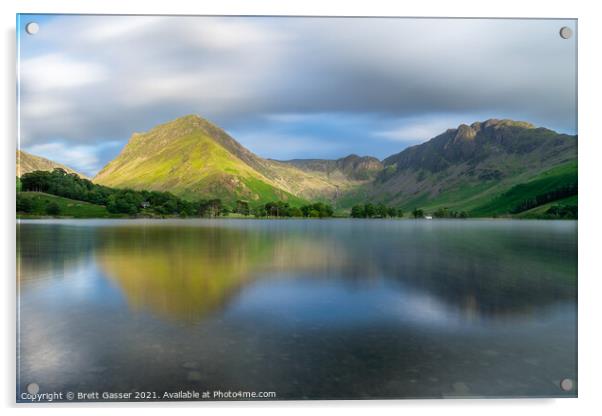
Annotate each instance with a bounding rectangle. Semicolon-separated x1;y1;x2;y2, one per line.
231;132;345;161
25;141;122;177
20;53;106;91
17;15;577;173
372;116;480;143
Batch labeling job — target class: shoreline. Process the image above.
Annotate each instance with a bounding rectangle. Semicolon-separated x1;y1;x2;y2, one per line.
16;216;577;221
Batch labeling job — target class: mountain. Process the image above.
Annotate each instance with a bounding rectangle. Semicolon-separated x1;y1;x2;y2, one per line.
94;115;350;204
342;119;577;215
17;150;86;178
93;115;577;215
278;154;383;181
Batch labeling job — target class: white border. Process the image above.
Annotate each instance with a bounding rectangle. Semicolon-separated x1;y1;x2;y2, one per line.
2;1;601;415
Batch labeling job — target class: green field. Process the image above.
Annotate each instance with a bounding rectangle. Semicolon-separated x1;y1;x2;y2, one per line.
470;161;577;217
17;192;115;218
516;195;578;219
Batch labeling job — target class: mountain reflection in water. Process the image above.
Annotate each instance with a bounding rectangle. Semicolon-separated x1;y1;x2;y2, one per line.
17;219;577;399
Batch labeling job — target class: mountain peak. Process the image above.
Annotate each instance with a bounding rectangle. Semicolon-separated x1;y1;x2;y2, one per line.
474;119;535;130
145;114;215;136
383;118;574;173
453;124;477;142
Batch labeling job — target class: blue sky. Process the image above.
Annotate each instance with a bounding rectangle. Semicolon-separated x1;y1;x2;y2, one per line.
17;15;577;176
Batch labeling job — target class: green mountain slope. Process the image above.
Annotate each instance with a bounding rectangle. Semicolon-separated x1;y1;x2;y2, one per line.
515;195;577;219
93;115;576;216
342;119;577;215
94;115;316;204
470;161;577;216
17;150;86;178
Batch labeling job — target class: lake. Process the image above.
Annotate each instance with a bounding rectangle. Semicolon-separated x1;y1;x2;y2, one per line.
17;219;577;400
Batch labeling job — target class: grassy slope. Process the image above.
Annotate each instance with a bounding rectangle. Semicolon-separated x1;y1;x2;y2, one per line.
95;125;306;206
17;192;113;218
469;161;577;217
515;195;577;219
334;121;577;216
346;161;576;217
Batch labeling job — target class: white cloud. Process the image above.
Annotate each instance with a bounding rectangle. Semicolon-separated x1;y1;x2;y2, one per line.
264;113;319;123
229;131;344;160
21;96;71;119
20;53;106;91
81;17;160;42
373;117;472;143
25;141;121;177
18;15;576;171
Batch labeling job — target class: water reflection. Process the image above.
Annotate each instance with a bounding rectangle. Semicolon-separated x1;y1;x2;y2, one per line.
83;220;577;323
17;219;577;399
96;226;345;321
17;224;97;283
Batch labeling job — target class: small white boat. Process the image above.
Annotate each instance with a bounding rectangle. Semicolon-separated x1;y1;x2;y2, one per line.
424;216;433;220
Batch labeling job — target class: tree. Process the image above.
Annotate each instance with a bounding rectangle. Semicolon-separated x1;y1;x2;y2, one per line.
202;199;222;217
376;203;388;218
412;208;424;219
265;201;290;217
235;200;250;216
19;168;205;218
433;207;448;218
107;190;143;215
252;205;267;218
387;207;397;218
364;203;376;218
45;201;61;216
16;194;33;213
300;202;334;218
350;204;365;218
288;207;303;217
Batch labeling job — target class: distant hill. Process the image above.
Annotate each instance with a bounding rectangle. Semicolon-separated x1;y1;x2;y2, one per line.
278;155;383;181
340;119;577;215
17;150;86;178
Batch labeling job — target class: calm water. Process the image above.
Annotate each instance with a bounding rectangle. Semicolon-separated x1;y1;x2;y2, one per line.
17;219;577;400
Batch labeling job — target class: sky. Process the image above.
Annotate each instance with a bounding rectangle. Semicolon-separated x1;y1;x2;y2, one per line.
17;15;577;177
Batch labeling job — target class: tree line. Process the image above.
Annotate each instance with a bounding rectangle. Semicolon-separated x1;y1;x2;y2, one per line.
544;204;577;219
510;183;577;214
17;169;336;218
245;201;334;218
351;205;468;219
350;203;404;218
16;194;60;216
432;207;468;218
18;169;225;217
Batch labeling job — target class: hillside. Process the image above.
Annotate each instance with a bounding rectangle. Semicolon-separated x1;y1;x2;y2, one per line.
340;119;577;215
94;115;355;204
279;155;383;181
17;192;112;218
17;150;86;178
470;161;577;217
92;115;577;216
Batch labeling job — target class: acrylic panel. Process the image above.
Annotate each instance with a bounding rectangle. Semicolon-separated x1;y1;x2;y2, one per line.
16;15;577;402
